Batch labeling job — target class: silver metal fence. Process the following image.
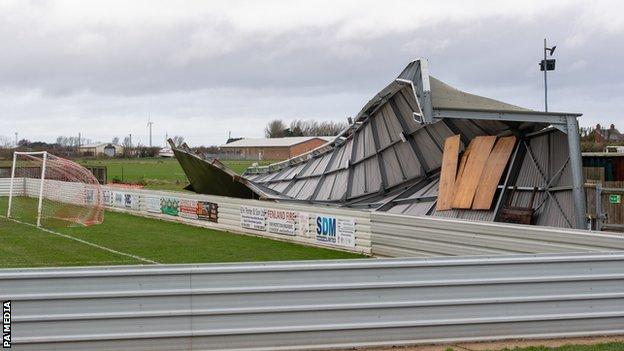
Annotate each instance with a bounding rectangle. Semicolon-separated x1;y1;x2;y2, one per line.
2;253;624;350
371;212;624;257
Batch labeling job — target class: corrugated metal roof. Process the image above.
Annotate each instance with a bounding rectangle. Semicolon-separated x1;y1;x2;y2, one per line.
220;137;333;148
430;76;531;113
172;59;581;229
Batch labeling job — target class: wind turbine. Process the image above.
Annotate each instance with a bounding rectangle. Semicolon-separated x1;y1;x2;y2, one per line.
147;115;154;147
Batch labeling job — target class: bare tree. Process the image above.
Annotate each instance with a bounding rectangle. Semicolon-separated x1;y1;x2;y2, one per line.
171;135;185;147
112;137;120;145
287;119;347;137
0;135;13;148
315;121;347;136
264;119;287;138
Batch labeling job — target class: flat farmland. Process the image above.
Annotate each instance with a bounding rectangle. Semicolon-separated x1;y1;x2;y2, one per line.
78;158;273;191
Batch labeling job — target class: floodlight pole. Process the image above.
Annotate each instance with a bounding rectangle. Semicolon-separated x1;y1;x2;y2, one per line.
544;38;548;112
36;151;48;227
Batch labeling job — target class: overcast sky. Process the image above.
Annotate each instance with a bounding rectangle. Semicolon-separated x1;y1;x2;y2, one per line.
1;0;622;146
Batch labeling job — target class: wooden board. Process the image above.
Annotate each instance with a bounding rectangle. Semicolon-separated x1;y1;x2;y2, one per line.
472;136;517;210
436;135;461;211
451;138;475;205
452;136;497;209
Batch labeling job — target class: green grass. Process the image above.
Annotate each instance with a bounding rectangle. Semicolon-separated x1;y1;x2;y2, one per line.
0;157;273;191
77;158;273;191
443;342;624;351
0;217;140;267
0;197;364;268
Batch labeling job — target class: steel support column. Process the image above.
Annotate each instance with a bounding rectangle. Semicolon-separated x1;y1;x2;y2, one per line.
566;115;587;229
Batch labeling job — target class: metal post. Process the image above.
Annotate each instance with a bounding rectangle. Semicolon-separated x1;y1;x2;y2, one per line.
595;183;603;231
6;152;17;218
36;151;48;227
566;116;587;229
544;38;548;112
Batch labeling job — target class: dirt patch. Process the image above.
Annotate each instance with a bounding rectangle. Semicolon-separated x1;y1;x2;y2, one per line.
339;335;624;351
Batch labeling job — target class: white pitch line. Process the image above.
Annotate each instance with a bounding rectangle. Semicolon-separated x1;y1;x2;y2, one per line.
2;216;159;265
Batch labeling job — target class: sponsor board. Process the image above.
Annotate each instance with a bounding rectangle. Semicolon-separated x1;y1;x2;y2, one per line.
145;196;161;213
123;193;139;210
84;188;96;205
160;197;179;216
298;212;310;237
240;206;266;231
266;209;298;236
197;201;218;222
112;192;139;210
314;215;356;248
179;199;198;219
113;192;124;207
102;190;113;206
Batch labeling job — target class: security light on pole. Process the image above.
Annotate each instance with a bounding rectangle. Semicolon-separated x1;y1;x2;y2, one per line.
540;38;557;112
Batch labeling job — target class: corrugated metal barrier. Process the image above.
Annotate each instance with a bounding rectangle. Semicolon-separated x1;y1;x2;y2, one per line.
371;212;624;257
2;253;624;350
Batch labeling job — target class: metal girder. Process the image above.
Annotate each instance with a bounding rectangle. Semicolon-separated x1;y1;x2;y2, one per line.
566;115;588;229
395;58;433;124
432;109;578;128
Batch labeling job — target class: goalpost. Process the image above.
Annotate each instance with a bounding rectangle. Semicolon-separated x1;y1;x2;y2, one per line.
6;151;104;227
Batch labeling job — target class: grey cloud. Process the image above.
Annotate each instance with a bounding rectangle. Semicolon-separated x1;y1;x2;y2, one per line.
0;2;622;145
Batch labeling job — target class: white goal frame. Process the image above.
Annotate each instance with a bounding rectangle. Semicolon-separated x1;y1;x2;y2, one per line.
7;151;48;227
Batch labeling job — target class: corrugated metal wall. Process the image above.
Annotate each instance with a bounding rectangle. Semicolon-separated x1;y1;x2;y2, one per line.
3;253;624;350
371;212;624;257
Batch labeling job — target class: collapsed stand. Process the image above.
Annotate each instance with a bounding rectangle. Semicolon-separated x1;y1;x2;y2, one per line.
6;151;104;227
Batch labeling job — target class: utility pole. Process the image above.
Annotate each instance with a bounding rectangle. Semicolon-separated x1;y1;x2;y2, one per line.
129;133;132;148
540;38;557;112
78;132;81;147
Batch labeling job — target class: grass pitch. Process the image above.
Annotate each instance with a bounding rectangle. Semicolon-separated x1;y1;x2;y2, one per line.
0;212;365;268
0;196;365;268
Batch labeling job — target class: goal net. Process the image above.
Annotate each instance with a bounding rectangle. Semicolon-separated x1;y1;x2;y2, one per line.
5;151;104;227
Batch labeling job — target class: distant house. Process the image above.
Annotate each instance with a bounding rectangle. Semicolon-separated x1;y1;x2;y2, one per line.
219;136;332;160
77;143;124;157
158;147;175;158
593;124;624;143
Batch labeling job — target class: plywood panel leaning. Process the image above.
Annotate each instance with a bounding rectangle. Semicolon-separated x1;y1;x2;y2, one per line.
452;136;497;209
436;135;461;211
472;136;517;210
